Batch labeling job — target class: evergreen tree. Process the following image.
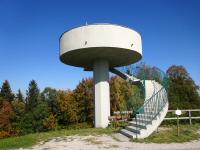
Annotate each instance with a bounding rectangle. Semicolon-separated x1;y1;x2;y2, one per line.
26;80;40;111
0;80;14;102
40;87;58;115
16;89;24;102
22;81;52;133
32;101;51;132
19;101;51;134
10;99;25;135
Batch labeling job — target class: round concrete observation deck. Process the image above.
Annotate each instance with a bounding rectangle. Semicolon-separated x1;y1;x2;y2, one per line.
60;24;142;69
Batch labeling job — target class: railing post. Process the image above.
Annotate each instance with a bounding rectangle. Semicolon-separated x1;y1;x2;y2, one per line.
189;110;192;125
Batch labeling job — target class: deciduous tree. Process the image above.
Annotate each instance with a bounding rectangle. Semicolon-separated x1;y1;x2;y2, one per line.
74;78;94;124
0;97;13;134
57;90;78;125
167;65;200;109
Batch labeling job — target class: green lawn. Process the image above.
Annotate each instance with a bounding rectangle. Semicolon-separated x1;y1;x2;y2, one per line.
0;128;118;150
1;124;200;149
133;124;200;143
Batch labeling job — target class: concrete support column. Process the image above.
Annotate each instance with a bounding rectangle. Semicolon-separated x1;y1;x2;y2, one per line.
93;60;110;128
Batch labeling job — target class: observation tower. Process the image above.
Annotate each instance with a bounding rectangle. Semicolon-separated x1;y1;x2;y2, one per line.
59;24;142;128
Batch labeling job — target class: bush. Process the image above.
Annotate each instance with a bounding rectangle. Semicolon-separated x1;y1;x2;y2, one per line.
0;131;10;139
43;114;58;130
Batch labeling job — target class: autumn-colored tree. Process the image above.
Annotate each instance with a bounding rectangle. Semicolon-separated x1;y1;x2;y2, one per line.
74;78;94;124
57;90;78;125
0;97;13;137
110;76;144;114
43;114;57;130
110;76;126;113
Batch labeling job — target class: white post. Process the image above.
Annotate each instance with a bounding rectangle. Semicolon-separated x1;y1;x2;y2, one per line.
93;60;110;128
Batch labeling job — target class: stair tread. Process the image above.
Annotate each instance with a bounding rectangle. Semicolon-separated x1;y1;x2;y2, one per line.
126;126;142;133
130;120;146;123
120;129;137;138
130;120;152;125
130;121;146;126
134;118;152;122
127;125;141;129
135;116;153;119
137;114;154;116
129;122;147;129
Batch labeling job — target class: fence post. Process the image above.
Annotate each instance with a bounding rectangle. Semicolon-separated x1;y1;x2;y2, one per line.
189;110;192;125
177;115;180;136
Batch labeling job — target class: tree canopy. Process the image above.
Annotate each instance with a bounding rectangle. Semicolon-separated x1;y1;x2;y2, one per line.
0;80;14;102
0;64;199;138
167;65;200;109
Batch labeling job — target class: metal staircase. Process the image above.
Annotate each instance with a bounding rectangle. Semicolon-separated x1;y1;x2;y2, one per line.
110;68;168;139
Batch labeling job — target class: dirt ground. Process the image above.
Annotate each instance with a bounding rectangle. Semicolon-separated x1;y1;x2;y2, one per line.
18;133;200;150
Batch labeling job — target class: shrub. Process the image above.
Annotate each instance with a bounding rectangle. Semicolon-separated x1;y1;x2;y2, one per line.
0;131;10;139
43;114;58;130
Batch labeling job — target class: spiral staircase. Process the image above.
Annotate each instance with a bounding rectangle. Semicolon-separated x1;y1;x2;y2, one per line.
110;68;168;139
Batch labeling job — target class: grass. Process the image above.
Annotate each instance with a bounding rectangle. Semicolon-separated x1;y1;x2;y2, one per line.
0;127;118;150
133;124;200;143
1;124;200;149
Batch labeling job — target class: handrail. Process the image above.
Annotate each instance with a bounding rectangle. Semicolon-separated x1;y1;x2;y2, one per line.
142;87;165;106
135;85;168;126
110;68;168;127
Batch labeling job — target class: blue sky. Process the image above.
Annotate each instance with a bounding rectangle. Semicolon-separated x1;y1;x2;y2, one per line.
0;0;200;94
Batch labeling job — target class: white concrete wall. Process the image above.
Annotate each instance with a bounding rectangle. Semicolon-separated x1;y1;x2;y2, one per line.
139;81;168;138
145;80;162;101
60;24;142;69
137;101;168;138
60;24;142;56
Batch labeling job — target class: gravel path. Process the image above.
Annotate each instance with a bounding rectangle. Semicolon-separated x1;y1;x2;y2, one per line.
18;134;200;150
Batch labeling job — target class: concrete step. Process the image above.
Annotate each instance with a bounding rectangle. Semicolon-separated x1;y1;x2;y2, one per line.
120;129;137;138
125;126;141;134
131;119;152;124
135;118;152;124
129;121;146;129
136;114;154;119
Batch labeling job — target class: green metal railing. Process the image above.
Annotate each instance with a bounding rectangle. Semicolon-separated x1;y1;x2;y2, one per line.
111;66;169;129
135;86;168;126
